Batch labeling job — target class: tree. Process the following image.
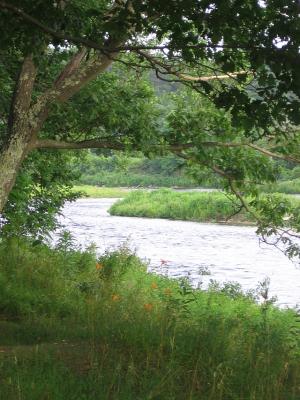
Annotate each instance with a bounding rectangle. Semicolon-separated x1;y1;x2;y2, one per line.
1;54;160;236
0;1;300;254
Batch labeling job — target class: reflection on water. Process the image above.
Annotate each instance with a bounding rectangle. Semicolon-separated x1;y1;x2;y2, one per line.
58;198;300;308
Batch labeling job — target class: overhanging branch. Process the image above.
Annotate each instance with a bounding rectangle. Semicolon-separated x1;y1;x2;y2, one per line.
33;138;300;166
137;50;249;83
0;1;121;52
34;139;125;151
0;1;261;54
247;143;300;164
33;140;195;152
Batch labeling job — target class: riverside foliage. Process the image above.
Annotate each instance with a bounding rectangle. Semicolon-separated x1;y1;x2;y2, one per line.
263;179;300;195
109;190;249;223
75;153;199;188
0;239;299;399
109;190;300;225
1;0;300;257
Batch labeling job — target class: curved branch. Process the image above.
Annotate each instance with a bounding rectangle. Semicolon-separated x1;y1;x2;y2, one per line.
0;1;262;54
137;50;249;83
247;143;300;164
0;1;121;52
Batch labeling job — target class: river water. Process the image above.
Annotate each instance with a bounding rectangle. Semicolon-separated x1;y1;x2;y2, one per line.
59;198;300;308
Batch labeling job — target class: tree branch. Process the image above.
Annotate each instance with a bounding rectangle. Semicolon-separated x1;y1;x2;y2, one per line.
28;40;125;143
32;140;251;152
1;0;284;63
247;143;300;164
33;138;125;151
33;139;201;152
54;48;87;87
173;140;300;164
0;1;107;51
137;50;249;83
0;1;263;54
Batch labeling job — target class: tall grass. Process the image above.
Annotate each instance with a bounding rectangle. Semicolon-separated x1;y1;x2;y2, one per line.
263;178;300;194
109;189;251;223
109;189;300;224
0;238;299;399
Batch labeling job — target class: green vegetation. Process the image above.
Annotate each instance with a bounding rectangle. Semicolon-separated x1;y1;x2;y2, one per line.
1;3;300;398
263;179;300;195
76;153;300;196
110;189;250;224
72;185;131;198
110;189;300;225
0;239;299;399
76;153;201;188
78;170;198;188
260;166;300;194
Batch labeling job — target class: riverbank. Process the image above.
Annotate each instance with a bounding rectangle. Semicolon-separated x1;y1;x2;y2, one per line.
61;198;300;306
72;185;131;198
0;239;299;399
73;184;300;201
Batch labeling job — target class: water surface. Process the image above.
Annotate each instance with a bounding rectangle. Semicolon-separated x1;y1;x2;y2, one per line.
59;198;300;308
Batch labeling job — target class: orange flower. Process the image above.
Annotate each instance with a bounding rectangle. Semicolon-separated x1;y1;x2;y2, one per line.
96;263;103;270
151;282;158;289
164;288;172;296
143;303;153;312
112;294;120;302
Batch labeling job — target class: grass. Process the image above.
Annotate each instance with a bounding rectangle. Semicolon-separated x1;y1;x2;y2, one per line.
109;189;300;225
0;238;299;399
109;189;251;224
263;178;300;195
73;179;300;201
72;185;132;198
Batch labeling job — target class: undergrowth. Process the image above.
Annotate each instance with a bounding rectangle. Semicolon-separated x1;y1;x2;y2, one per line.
0;238;299;399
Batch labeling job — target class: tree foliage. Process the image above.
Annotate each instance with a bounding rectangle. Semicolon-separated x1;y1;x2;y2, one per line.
0;150;80;239
0;0;299;257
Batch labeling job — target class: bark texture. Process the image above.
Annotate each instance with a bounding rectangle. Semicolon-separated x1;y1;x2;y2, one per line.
0;56;36;213
0;48;119;213
0;1;126;213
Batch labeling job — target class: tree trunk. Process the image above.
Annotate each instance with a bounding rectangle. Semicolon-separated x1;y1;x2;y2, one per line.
0;56;36;213
0;128;34;213
0;46;120;214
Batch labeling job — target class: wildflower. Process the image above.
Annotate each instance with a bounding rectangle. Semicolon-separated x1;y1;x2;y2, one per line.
164;288;172;296
96;263;103;270
151;282;158;289
112;294;120;302
143;303;153;312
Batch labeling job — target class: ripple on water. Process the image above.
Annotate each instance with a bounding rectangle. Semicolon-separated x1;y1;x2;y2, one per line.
57;198;300;308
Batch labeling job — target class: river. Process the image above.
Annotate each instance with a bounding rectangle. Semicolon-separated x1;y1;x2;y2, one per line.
59;198;300;308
